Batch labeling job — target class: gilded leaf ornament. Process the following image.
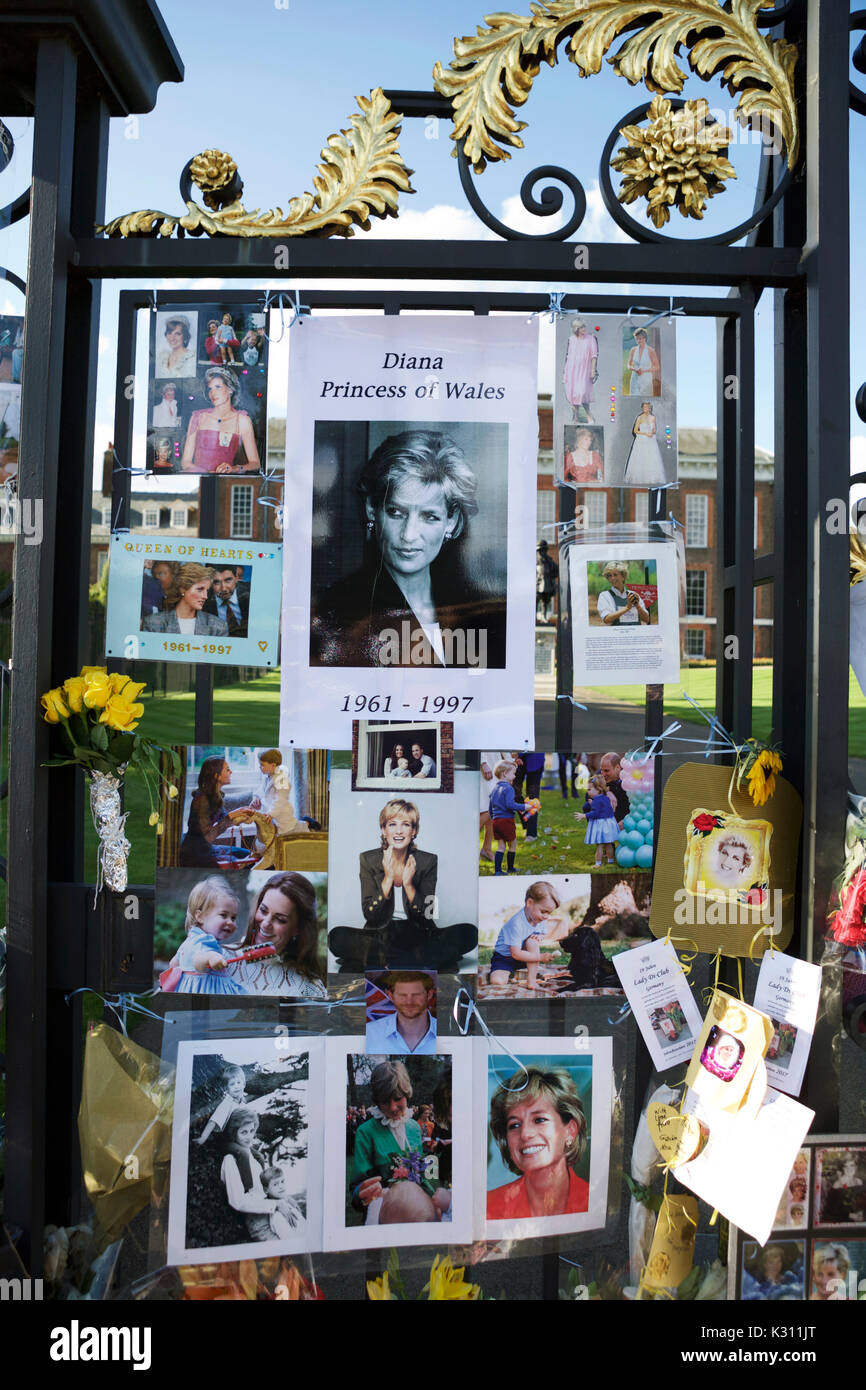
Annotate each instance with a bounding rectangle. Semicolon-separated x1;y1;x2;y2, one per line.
99;89;414;238
433;0;798;173
611;94;737;226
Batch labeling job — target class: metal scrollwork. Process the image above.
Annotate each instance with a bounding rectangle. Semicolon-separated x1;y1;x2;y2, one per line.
457;144;587;239
434;1;799;233
99;88;414;238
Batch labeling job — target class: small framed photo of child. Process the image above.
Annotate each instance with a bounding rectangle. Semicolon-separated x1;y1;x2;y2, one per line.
322;1039;472;1250
352;720;453;793
365;969;438;1055
148;302;269;476
167;1037;324;1265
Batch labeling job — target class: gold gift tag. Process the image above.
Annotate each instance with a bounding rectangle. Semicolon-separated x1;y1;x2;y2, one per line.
647;1102;707;1166
643;1194;700;1291
684;990;773;1117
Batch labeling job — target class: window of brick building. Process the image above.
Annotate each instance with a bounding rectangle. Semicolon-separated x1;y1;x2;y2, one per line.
685;569;707;616
685;494;708;548
684;628;706;659
230;484;253;539
584;490;607;529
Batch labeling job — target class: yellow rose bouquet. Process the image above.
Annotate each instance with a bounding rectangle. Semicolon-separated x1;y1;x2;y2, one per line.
41;665;182;893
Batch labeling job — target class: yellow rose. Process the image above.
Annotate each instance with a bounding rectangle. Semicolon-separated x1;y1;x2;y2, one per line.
167;784;178;799
99;695;143;731
148;811;159;827
366;1273;392;1301
62;676;86;713
41;687;70;723
82;670;113;709
79;665;107;677
108;673;146;700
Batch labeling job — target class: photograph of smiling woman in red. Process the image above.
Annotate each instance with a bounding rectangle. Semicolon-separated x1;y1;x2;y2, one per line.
487;1064;590;1221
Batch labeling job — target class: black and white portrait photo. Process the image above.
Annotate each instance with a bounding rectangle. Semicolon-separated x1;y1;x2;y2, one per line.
309;420;507;670
280;315;538;749
167;1038;323;1265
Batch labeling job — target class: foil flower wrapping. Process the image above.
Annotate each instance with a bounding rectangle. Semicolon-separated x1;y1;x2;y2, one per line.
89;769;130;895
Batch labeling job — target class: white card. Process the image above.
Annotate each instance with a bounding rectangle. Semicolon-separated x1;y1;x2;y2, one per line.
752;950;821;1097
613;937;704;1070
568;541;681;688
676;1087;814;1246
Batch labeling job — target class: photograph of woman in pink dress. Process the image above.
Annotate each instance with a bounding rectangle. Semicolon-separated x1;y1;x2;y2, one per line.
180;366;262;474
562;318;599;423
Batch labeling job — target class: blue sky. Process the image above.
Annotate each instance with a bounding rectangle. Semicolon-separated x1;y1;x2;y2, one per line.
1;0;864;469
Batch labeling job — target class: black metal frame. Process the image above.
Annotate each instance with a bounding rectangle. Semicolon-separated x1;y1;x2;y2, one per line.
0;0;855;1270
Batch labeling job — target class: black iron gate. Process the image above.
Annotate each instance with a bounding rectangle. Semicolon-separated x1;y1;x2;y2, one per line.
0;0;855;1273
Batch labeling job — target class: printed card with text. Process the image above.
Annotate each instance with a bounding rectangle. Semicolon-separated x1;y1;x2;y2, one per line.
613;937;703;1071
752;951;821;1097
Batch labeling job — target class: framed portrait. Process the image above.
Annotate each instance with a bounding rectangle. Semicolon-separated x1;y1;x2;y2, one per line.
166;1037;324;1265
352;719;452;793
326;768;479;976
279;315;538;749
154;866;328;998
322;1037;473;1250
156;744;330;874
568;542;682;687
553;313;678;489
148;303;268;476
650;762;803;959
105;533;281;667
477;1036;613;1240
814;1143;866;1227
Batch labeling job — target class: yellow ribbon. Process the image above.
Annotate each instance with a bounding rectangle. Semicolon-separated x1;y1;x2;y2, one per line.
662;927;701;977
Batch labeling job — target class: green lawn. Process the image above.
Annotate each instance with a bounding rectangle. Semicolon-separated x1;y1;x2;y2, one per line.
78;662;866;885
479;781;631;876
586;664;866;756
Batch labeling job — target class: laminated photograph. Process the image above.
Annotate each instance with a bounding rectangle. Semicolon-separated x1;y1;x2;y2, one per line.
326;768;478;975
554;313;678;489
279;315;538;748
365;969;438;1056
476;871;649;1000
167;1037;324;1265
752;950;822;1097
157;744;329;874
568;542;681;687
322;1037;472;1251
148;303;268;475
613;936;704;1071
154;867;327;998
477;1036;613;1240
105;533;281;667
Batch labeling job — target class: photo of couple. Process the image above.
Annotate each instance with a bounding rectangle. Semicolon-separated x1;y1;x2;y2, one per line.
140;559;252;639
352;720;451;793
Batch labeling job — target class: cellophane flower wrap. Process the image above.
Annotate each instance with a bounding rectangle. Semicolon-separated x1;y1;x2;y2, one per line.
41;666;181;894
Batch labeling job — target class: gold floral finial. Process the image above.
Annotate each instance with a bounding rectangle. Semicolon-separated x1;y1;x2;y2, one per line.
611;96;736;228
189;149;237;193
